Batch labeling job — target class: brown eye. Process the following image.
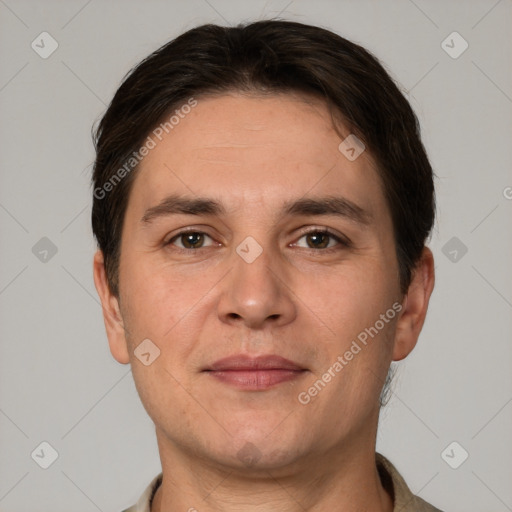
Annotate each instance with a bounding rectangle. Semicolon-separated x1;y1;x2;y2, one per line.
167;231;214;249
306;232;331;249
295;230;347;250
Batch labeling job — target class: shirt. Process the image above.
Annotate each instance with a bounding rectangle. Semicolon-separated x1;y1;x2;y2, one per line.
122;452;443;512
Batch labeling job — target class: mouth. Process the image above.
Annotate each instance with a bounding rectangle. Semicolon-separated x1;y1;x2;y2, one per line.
203;354;307;390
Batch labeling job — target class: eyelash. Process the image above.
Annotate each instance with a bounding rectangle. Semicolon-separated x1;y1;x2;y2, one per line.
164;228;351;254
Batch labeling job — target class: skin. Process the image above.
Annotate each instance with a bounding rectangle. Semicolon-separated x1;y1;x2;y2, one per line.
93;92;435;512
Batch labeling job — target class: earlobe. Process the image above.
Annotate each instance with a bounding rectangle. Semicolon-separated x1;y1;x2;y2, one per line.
392;247;435;361
92;250;131;364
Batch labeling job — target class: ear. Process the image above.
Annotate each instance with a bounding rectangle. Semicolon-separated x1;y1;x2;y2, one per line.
392;247;435;361
93;250;130;364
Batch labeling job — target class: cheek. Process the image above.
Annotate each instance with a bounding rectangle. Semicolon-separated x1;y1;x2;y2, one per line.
293;260;399;401
119;280;203;425
296;259;396;334
130;362;198;435
119;248;193;334
118;255;220;376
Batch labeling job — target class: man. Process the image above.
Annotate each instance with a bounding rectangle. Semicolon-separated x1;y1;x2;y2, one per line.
92;20;441;511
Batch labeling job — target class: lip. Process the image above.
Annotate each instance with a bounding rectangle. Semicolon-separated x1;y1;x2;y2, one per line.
205;354;305;372
204;355;307;391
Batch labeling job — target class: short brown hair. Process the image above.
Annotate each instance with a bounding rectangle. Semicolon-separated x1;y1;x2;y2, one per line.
92;20;435;297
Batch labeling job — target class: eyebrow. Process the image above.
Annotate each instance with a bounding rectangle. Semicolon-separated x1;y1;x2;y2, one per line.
141;194;226;223
282;196;372;226
140;194;372;226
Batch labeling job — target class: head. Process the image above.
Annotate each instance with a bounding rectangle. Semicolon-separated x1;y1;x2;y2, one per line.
92;20;435;472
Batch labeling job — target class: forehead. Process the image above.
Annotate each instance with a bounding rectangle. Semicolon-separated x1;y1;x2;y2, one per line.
127;92;387;219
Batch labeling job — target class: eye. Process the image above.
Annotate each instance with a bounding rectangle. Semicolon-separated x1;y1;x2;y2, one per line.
166;231;214;249
165;228;349;252
294;229;349;250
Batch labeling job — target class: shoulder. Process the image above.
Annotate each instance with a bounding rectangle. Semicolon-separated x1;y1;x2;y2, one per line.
376;453;444;512
121;473;163;512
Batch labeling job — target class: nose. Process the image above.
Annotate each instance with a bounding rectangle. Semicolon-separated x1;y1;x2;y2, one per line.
216;239;297;330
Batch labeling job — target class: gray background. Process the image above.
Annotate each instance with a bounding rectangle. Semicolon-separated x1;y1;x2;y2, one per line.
0;0;511;510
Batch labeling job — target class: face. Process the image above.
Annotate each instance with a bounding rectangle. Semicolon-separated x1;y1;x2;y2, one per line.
94;92;432;473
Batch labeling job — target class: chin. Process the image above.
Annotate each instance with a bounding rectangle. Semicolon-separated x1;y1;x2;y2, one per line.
209;422;307;470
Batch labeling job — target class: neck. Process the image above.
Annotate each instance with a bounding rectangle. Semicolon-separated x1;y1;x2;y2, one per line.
151;435;393;512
